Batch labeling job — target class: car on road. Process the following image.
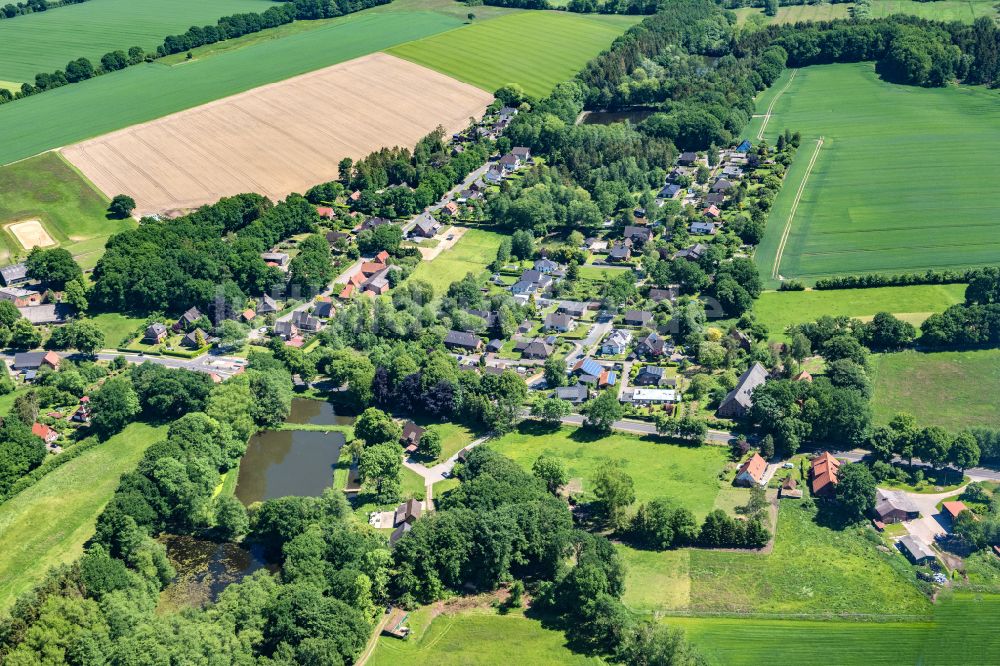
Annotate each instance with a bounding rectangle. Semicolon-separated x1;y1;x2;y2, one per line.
446;234;454;241
782;462;794;469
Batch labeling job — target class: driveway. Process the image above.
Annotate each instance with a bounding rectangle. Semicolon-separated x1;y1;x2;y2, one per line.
403;436;490;487
889;486;966;544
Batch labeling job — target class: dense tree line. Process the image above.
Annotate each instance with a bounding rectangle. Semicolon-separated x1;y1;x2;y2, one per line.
0;0;86;21
472;0;664;14
813;267;981;290
921;268;1000;348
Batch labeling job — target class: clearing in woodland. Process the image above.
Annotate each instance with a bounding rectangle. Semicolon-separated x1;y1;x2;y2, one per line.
61;53;493;216
735;0;998;25
752;63;1000;287
387;11;642;98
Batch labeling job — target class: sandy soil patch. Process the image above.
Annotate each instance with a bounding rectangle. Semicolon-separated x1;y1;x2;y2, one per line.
60;53;493;217
418;226;467;261
7;219;56;249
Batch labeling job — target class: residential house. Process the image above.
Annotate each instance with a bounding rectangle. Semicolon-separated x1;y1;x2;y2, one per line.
173;306;202;332
181;328;206;349
898;535;936;565
468;309;498;328
257;295;279;315
292;310;322;332
313;301;335;319
518;339;553;360
442;201;460;217
498;152;521;172
72;396;91;423
942;501;970;521
555;383;589;404
316;206;335;219
389;522;412;548
623;226;653;246
393;499;422;526
144;323;168;344
623;310;653;328
735;452;768;487
13;351;61;372
484;167;504;185
702;205;721;220
809;452;841;496
648;286;679;304
444;330;482;352
634;366;670;387
534;258;561;274
261;252;289;267
486;339;503;353
736;139;752;153
675;243;707;262
32;422;59;444
730;329;752;352
690;221;719;235
511;146;531;162
711;178;734;193
608;244;632;262
875;490;921;523
716;362;768;418
0;262;28;287
636;332;667;358
705;192;725;207
511;270;551;295
273;320;298;340
558;301;587;318
362;268;391;296
573;358;605;384
543;312;576;333
657;183;681;200
0;287;41;307
326;230;349;246
400;421;425;454
629;388;677;405
721;165;743;179
601;329;632;356
677;152;698;166
359;216;392;231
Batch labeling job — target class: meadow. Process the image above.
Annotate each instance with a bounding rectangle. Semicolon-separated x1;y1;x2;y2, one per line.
871;348;1000;430
753;284;967;340
752;63;1000;287
0;152;132;268
490;423;729;518
736;0;998;26
368;606;601;665
0;422;166;611
0;10;463;165
407;228;505;296
0;0;270;84
387;11;642;98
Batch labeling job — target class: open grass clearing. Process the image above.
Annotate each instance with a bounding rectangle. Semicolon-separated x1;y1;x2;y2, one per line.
0;0;270;84
0;11;462;165
387;11;640;98
368;605;601;665
407;228;505;296
688;501;929;616
490;423;728;520
753;63;1000;286
87;312;147;348
0;422;166;611
0;152;130;268
735;0;997;26
871;348;1000;430
753;284;966;340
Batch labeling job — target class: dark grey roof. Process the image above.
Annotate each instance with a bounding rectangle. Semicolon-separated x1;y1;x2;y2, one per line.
0;263;27;285
444;330;481;349
719;362;768;413
555;384;588;403
18;304;71;324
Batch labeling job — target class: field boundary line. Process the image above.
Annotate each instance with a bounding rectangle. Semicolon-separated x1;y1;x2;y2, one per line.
757;68;797;141
772;135;824;280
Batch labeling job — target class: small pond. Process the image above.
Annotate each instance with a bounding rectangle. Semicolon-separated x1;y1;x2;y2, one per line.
235;428;345;505
159;535;277;609
579;108;657;125
286;397;355;426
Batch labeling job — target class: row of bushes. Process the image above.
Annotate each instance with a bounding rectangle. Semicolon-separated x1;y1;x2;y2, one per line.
813;268;979;290
0;434;101;504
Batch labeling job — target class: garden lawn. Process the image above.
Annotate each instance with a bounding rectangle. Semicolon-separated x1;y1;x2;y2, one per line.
368;606;601;666
0;10;462;165
407;228;505;296
753;284;966;340
0;0;270;84
0;152;131;268
687;501;929;616
387;11;641;98
753;63;1000;287
490;423;727;519
0;422;166;611
87;312;147;349
870;349;1000;430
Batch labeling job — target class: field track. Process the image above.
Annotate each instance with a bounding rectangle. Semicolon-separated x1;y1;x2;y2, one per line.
61;53;492;216
756;69;797;141
770;136;824;280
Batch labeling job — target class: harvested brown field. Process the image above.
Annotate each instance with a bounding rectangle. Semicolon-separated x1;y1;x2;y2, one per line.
60;53;493;216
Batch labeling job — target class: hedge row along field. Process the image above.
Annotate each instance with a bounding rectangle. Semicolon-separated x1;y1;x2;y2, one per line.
752;62;1000;287
0;0;271;84
0;10;463;165
387;11;643;99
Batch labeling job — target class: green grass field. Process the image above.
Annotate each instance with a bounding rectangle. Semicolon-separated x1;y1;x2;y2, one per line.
754;284;966;340
368;606;601;666
0;422;166;611
87;312;147;349
407;229;506;296
871;349;1000;430
688;501;929;616
0;152;131;268
752;63;1000;287
736;0;998;26
387;11;641;98
0;0;270;84
490;423;728;519
0;10;463;165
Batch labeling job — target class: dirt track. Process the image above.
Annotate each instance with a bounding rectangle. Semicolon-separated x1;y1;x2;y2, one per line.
61;53;493;217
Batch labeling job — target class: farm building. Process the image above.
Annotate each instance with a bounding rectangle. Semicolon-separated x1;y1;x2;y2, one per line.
779;476;802;499
898;535;936;565
942;501;970;521
0;263;28;287
735;452;767;487
809;452;841;496
876;490;921;524
716;362;768;418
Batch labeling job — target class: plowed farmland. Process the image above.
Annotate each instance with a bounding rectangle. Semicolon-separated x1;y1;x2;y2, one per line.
61;53;493;216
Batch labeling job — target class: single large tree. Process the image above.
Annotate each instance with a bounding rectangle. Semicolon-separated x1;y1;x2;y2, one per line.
836;463;877;522
581;390;623;434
